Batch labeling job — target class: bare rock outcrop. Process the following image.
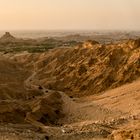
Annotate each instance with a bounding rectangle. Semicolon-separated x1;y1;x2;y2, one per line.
0;32;16;42
19;39;139;97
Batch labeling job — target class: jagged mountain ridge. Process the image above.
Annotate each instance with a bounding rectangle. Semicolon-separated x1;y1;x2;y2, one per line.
8;39;140;97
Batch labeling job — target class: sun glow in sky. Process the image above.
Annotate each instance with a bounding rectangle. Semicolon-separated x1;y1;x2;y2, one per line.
0;0;140;30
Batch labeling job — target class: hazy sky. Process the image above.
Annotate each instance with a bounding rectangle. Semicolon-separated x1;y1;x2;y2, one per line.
0;0;140;30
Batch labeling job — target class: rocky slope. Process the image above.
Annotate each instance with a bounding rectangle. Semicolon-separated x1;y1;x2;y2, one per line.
0;38;140;139
7;39;140;97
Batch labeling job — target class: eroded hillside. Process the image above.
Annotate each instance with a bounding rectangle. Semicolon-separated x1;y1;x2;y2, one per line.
5;39;140;97
0;38;140;139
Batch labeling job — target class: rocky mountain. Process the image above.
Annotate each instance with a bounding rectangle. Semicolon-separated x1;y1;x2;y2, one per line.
9;39;140;97
0;38;139;139
0;32;16;42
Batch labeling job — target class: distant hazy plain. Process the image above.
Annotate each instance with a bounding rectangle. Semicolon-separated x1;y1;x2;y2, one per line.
1;30;140;39
0;30;116;38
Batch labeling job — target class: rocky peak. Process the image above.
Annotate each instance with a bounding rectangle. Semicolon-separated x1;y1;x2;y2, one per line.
82;40;99;48
0;32;16;42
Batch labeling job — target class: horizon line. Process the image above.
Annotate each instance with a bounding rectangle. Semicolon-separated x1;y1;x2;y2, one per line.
0;29;140;32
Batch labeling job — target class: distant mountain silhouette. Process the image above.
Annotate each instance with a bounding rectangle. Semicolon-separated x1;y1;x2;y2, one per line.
0;32;16;42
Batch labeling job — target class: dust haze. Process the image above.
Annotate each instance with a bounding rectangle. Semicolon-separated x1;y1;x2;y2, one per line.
0;0;140;140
